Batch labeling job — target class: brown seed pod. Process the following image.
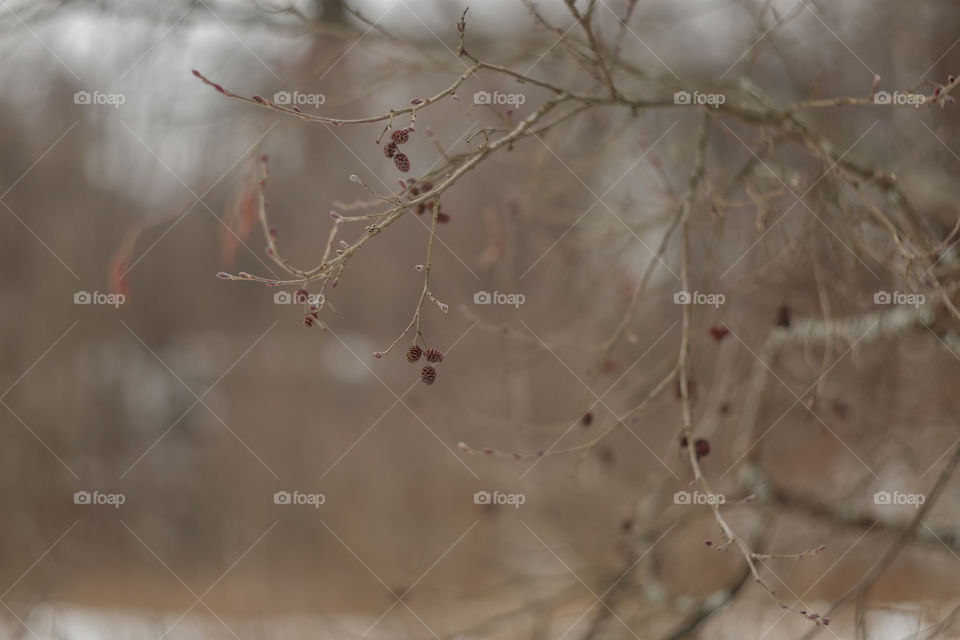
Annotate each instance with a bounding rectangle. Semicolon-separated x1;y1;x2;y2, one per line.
391;128;410;145
294;289;309;304
425;348;443;363
384;141;398;158
421;365;437;385
406;345;423;363
394;152;410;173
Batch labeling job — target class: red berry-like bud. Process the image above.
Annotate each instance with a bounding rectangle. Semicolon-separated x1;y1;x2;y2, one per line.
694;438;710;459
437;212;451;223
421;365;437;385
581;411;593;426
294;289;309;304
425;348;443;363
304;314;318;328
394;153;410;173
384;141;398;158
407;345;423;363
416;203;427;215
391;128;410;144
708;326;729;341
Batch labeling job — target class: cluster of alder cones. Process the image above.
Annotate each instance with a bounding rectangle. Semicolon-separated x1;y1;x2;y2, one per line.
403;180;451;223
383;128;412;172
407;345;443;385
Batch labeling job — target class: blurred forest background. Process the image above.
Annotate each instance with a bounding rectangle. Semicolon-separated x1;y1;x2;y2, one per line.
2;0;960;638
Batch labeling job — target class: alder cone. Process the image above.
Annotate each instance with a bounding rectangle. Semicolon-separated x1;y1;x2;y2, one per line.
421;366;436;385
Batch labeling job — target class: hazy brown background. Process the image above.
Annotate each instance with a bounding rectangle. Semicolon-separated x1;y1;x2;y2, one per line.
2;0;960;638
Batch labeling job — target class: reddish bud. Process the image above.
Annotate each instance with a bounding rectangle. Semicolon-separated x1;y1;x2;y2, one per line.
708;326;729;341
694;438;710;459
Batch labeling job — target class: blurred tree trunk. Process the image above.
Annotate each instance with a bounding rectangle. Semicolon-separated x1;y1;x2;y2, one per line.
315;0;346;25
